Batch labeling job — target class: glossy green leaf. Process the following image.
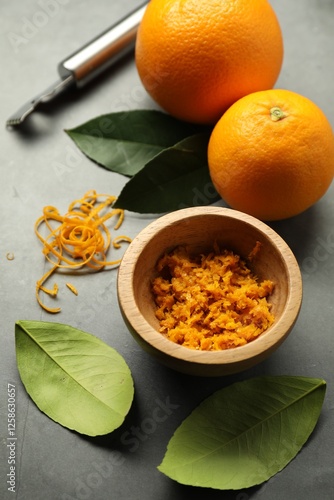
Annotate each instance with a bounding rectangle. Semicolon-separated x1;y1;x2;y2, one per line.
15;320;134;436
113;133;220;213
158;376;326;490
65;110;204;176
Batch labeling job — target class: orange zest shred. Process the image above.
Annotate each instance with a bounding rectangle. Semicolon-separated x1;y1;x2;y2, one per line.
35;190;131;313
152;243;275;351
66;283;78;296
247;240;262;261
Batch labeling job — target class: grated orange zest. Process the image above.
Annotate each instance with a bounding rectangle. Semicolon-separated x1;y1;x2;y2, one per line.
152;244;275;351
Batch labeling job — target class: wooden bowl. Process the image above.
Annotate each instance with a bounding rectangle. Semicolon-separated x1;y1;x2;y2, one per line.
117;207;302;376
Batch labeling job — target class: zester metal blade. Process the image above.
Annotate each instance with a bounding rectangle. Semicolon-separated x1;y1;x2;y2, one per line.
6;76;75;127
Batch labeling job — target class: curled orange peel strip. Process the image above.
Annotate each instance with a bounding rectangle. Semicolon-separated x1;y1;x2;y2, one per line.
35;190;131;313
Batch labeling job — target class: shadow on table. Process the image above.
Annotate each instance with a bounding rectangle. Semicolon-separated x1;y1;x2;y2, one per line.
269;202;322;264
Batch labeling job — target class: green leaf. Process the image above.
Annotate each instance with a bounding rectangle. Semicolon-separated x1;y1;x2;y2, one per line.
15;320;134;436
65;110;205;176
158;376;326;490
113;133;220;213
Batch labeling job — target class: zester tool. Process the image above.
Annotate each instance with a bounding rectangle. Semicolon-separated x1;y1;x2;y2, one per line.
6;2;147;127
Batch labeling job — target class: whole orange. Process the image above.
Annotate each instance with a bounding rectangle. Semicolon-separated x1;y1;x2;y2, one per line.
135;0;283;125
208;89;334;221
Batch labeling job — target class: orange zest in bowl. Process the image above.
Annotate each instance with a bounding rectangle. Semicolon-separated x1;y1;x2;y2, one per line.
152;243;274;350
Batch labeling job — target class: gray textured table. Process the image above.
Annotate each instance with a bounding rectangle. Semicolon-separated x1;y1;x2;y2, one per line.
1;1;333;499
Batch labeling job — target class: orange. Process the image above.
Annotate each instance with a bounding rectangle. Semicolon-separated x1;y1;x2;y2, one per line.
208;89;334;221
135;0;283;124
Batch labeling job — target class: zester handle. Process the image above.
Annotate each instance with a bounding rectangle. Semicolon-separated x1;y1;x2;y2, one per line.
58;2;147;87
